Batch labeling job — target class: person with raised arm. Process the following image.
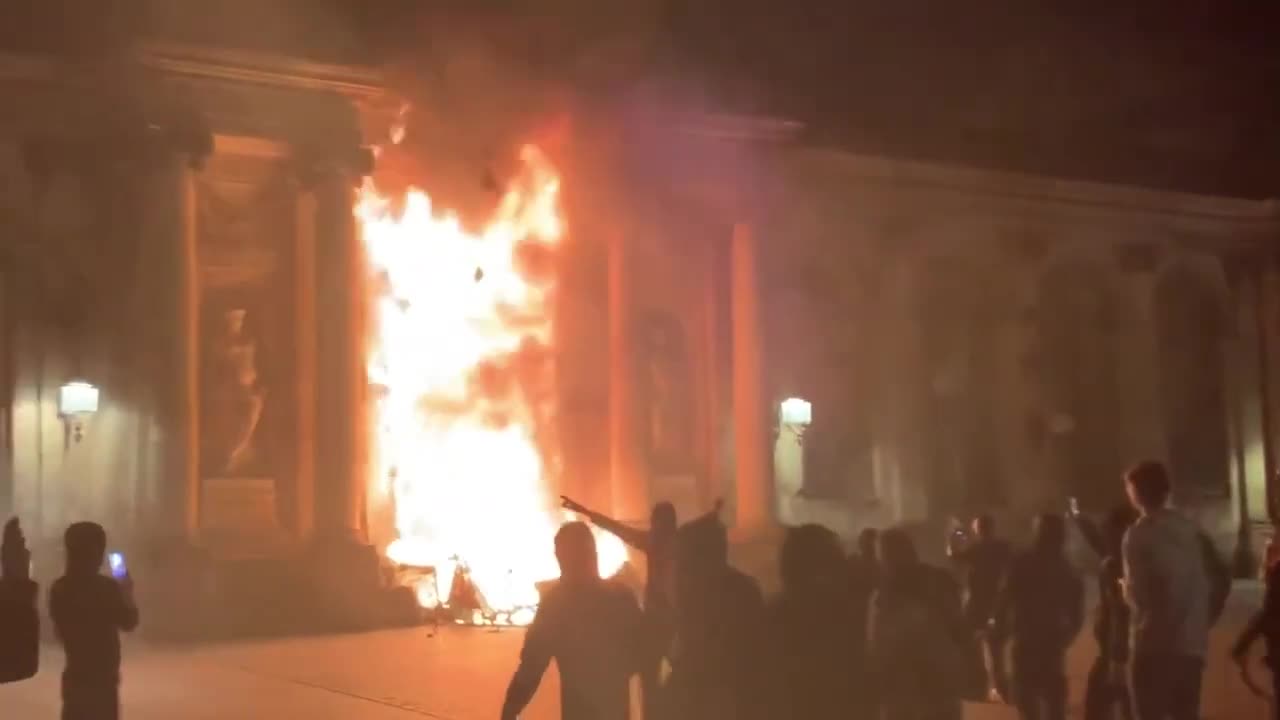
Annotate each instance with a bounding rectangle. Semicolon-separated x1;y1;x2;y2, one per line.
560;495;682;717
0;517;39;684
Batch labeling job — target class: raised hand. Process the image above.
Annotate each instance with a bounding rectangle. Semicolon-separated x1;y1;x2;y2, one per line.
560;495;586;514
1;517;31;582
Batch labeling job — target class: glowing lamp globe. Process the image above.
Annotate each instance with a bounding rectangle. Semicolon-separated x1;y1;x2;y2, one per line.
779;397;812;426
58;381;100;417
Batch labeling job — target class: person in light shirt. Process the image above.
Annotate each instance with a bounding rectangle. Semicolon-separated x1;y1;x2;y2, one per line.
1120;461;1210;720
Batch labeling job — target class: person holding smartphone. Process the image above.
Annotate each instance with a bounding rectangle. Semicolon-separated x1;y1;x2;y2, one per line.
49;522;139;720
0;517;39;683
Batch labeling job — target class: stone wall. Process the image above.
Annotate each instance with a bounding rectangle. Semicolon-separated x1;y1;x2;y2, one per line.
0;136;185;565
755;147;1280;549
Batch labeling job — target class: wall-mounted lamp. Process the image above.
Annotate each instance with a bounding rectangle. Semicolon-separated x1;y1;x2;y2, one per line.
779;397;813;442
58;380;99;446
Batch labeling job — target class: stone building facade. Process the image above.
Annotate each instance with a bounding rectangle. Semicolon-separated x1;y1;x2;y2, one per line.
755;151;1280;562
1;42;1277;634
0;46;409;632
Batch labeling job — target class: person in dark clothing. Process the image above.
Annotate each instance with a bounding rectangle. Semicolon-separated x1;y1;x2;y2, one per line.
848;526;881;716
869;527;967;720
560;496;678;610
849;527;881;609
49;521;139;720
766;524;863;720
993;514;1086;720
663;511;765;720
852;528;880;581
949;514;1013;702
1072;504;1138;720
1232;550;1280;717
560;495;680;718
0;518;39;684
501;521;646;720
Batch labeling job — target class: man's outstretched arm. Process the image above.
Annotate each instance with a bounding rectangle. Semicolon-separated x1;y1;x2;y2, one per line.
560;496;648;551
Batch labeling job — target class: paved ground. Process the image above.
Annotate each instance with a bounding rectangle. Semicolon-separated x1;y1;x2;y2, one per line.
0;605;1273;719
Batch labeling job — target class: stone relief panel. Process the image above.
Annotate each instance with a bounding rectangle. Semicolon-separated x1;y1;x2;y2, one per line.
200;303;268;478
195;166;296;533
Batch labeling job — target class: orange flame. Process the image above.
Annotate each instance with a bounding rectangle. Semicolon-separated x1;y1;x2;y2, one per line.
357;146;627;624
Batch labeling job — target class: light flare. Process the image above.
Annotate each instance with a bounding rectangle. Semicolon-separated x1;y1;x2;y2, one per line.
358;145;627;624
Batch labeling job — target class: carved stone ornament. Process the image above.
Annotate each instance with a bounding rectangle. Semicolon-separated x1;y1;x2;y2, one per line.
1115;243;1161;275
19;107;212;185
291;144;376;189
196;176;289;289
208;308;267;476
1220;251;1262;290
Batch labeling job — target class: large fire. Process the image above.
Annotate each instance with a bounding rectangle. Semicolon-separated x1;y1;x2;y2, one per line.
357;145;628;625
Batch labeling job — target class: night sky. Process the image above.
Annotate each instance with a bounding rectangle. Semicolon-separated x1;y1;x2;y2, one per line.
3;0;1278;198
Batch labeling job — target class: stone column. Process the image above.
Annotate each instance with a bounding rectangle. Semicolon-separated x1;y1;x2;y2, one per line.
293;189;318;541
309;167;367;543
1226;258;1256;575
731;222;771;533
698;234;724;508
1257;262;1278;523
139;151;200;540
608;229;647;521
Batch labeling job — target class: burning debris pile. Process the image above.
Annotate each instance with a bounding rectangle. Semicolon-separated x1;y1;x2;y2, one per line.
358;144;627;626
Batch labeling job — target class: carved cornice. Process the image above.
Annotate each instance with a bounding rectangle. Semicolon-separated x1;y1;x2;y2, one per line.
1221;251;1268;289
795;148;1280;235
137;43;386;100
20;117;213;184
1115;243;1161;275
291;144;376;189
664;111;804;143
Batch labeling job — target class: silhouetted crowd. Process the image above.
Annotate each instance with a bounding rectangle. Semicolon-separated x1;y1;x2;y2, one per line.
505;460;1241;720
0;518;139;720
0;459;1270;720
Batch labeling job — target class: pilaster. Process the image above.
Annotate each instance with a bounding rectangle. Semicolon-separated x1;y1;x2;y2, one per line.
295;145;374;543
731;222;771;534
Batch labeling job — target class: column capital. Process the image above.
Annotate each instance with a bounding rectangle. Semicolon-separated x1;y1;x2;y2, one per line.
20;118;212;186
1221;251;1265;290
291;144;375;190
1115;242;1161;276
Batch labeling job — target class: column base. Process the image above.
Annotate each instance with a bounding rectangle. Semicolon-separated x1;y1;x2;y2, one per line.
1232;525;1259;579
